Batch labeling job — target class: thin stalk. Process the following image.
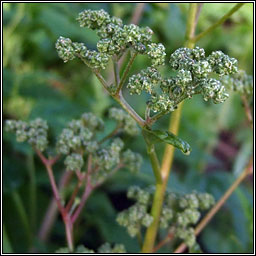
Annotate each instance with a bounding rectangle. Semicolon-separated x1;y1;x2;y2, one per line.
71;185;92;224
241;95;253;129
45;164;65;216
115;51;137;95
143;133;163;184
184;3;198;47
99;124;121;144
65;180;82;212
71;155;93;224
137;230;143;249
141;3;199;253
77;53;109;92
11;191;32;245
113;58;120;86
130;3;146;25
64;218;74;252
153;232;174;253
38;171;72;242
141;183;165;252
116;92;146;128
161;102;184;180
174;157;253;253
27;152;36;233
192;3;245;43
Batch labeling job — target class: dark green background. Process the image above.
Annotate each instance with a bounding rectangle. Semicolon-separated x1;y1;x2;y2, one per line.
3;3;253;253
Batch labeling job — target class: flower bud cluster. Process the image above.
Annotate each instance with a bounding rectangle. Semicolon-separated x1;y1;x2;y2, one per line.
207;50;238;76
57;9;238;119
57;243;126;253
6;109;142;183
64;153;84;171
108;107;139;136
77;9;154;57
125;46;237;114
94;138;124;172
56;113;103;171
5;118;48;151
199;78;229;103
167;47;237;104
127;67;161;95
56;120;95;155
117;187;215;249
97;243;126;253
56;36;110;69
221;70;253;96
122;149;142;173
117;186;154;237
147;43;166;67
57;8;168;75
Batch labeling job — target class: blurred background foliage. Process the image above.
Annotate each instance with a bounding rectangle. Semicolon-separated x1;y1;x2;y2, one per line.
3;3;253;253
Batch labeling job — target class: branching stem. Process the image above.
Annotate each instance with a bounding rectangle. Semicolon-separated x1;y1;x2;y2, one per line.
141;3;199;253
115;51;138;95
192;3;245;43
174;157;253;253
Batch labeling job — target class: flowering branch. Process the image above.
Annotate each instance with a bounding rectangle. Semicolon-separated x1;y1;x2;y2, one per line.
174;157;253;253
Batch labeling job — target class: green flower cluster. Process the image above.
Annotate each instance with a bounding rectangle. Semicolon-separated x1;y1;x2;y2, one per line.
56;113;102;171
127;46;237;113
117;186;153;237
5;118;48;151
64;153;84;172
56;243;126;253
122;149;142;173
56;9;238;119
117;187;215;249
77;9;154;57
56;36;110;69
221;70;253;96
56;110;141;176
56;9;168;72
6;109;142;179
127;67;161;95
108;107;139;136
93;138;124;172
147;43;166;67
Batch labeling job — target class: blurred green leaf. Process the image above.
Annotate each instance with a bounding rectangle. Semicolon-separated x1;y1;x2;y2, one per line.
3;225;13;253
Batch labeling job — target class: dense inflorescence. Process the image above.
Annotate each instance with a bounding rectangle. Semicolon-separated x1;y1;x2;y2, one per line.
5;108;142;185
56;9;238;120
5;118;48;151
221;70;253;96
117;186;215;249
56;243;126;253
56;9;156;71
129;46;238;113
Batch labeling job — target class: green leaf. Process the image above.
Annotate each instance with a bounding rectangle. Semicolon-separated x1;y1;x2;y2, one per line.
3;225;13;253
143;129;191;155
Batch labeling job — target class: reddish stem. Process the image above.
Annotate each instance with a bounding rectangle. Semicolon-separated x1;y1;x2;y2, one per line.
65;180;82;212
71;183;92;224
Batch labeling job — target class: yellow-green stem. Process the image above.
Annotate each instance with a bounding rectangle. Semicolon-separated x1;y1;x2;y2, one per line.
192;3;245;43
141;4;198;253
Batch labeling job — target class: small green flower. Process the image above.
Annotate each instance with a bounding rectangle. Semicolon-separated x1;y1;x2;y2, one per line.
147;43;166;67
5;118;48;151
64;153;84;171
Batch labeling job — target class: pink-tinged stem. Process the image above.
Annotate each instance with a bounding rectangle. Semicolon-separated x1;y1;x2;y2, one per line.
71;184;92;224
